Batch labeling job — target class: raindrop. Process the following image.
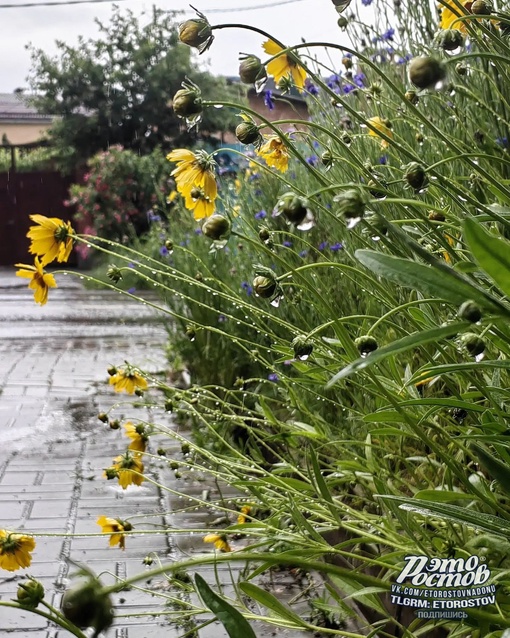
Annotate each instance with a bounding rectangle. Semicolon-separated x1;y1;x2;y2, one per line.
371;235;381;242
213;104;224;109
270;296;282;308
297;354;309;361
475;352;485;362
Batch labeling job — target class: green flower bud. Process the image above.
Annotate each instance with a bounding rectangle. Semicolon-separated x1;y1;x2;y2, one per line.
253;275;277;298
408;56;446;90
172;85;202;120
97;412;109;424
106;265;122;283
178;15;214;54
202;214;231;240
415;132;425;144
259;227;271;241
235;120;262;146
185;327;196;341
273;192;309;225
367;180;387;199
404;162;428;192
134;388;144;397
170;461;179;470
355;335;378;355
458;301;482;323
435;29;465;51
181;442;191;454
107;365;117;376
335;189;366;224
157;448;166;456
342;55;353;69
61;576;113;636
341;132;352;145
321;150;333;167
143;555;154;565
195;272;203;281
428;210;446;222
337;16;349;28
238;54;267;86
165;239;174;252
456;62;468;75
109;419;121;430
291;335;313;360
461;333;485;356
472;0;492;14
164;399;174;412
404;90;419;105
17;578;45;609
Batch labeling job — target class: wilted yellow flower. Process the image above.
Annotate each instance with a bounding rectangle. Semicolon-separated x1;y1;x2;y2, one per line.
0;530;35;571
104;452;144;489
367;116;393;149
262;40;307;91
167;149;217;220
256;136;289;173
15;257;57;306
203;534;231;552
27;214;74;266
439;0;472;31
124;422;148;453
109;367;148;394
97;515;133;550
237;506;251;525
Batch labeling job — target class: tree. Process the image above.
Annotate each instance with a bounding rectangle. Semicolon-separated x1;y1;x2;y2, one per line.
27;6;244;165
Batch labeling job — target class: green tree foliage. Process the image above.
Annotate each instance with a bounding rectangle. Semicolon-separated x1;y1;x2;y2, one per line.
27;6;244;165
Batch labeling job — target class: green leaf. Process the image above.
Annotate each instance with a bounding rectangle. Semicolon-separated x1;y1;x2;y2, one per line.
239;582;305;627
471;443;510;496
380;496;510;537
355;249;502;311
327;322;468;387
464;217;510;299
413;490;474;502
194;574;256;638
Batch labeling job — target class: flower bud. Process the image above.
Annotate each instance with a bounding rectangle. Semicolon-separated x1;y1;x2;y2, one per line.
408;56;446;90
157;448;166;456
107;365;117;376
253;275;277;298
97;412;109;424
355;335;378;355
428;210;446;222
337;16;349;28
273;192;309;225
415;132;424;144
404;162;428;192
202;214;231;240
259;227;271;241
165;239;174;251
172;86;202;120
235;121;262;146
404;89;419;105
179;15;214;54
109;419;121;430
456;62;468;75
342;55;353;69
185;326;196;341
335;189;366;223
61;576;113;635
195;272;203;281
164;399;174;412
472;0;492;14
435;29;464;51
321;150;333;167
181;442;190;454
291;335;313;360
17;578;45;609
458;301;482;323
461;333;485;356
239;54;267;86
106;265;122;283
134;388;144;397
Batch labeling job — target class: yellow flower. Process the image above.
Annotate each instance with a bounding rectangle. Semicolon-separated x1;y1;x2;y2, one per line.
237;506;251;525
97;515;133;550
262;39;307;92
256;136;289;173
104;451;144;489
167;149;217;220
0;530;35;571
15;257;57;306
124;422;148;453
367;116;393;149
27;214;74;266
203;534;232;552
439;0;472;32
109;367;148;394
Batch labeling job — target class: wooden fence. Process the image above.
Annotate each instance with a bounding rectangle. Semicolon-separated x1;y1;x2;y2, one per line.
0;171;76;266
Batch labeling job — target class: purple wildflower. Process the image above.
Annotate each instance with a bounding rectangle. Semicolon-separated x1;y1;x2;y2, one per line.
305;78;319;95
160;245;169;257
218;314;228;323
264;90;275;110
361;0;372;5
382;28;395;41
330;242;344;252
255;209;267;220
379;155;388;165
306;154;319;166
299;250;308;258
268;373;279;383
318;241;328;250
127;287;136;294
283;240;293;247
241;281;253;296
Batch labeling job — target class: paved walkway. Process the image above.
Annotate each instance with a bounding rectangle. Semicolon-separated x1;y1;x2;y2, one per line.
0;270;307;638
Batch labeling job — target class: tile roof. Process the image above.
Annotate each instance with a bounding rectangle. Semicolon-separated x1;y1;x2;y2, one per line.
0;93;54;122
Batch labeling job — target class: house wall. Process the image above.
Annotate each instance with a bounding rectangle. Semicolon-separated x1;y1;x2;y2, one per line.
0;122;52;145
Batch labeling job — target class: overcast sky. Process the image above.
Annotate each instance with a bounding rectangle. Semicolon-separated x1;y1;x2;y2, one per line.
0;0;354;93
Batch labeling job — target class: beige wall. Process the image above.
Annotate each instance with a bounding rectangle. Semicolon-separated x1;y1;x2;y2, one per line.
0;122;52;145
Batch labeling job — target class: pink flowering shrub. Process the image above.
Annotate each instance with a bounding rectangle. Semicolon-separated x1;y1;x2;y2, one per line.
68;145;170;243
